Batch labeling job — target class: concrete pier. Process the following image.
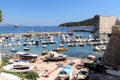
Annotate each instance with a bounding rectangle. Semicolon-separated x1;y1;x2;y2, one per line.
0;32;63;37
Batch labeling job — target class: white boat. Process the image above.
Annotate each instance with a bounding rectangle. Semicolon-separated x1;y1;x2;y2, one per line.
3;62;34;72
14;24;20;27
10;48;18;52
49;40;57;44
23;47;30;51
93;46;101;51
57;65;72;80
79;42;84;46
17;52;38;58
45;51;68;61
68;43;76;47
42;44;47;48
59;44;64;47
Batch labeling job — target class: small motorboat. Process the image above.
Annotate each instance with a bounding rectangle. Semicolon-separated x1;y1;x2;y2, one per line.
57;65;72;80
23;47;30;51
79;42;84;47
14;24;20;28
45;51;68;61
42;44;47;48
10;48;18;52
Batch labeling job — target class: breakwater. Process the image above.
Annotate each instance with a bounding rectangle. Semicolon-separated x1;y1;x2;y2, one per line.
0;32;62;37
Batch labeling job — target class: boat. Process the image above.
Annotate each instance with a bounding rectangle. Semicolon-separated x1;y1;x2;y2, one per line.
57;65;72;80
14;24;20;28
3;62;34;72
93;46;101;51
59;44;64;47
42;44;47;48
68;43;76;47
23;47;30;51
49;40;57;44
45;51;68;61
53;47;68;52
79;42;84;47
41;50;50;55
76;68;89;80
10;48;18;52
16;52;38;62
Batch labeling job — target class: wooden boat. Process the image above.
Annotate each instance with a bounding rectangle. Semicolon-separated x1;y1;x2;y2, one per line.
53;47;68;52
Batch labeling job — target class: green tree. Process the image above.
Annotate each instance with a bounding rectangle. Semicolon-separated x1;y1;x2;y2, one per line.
0;9;3;22
25;71;39;80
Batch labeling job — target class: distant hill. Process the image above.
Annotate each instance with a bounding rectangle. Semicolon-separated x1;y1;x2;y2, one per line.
59;18;95;27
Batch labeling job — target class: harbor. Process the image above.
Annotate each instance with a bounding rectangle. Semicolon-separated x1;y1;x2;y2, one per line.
0;26;114;80
0;1;120;79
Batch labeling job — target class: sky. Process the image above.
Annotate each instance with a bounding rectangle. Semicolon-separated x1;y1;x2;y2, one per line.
0;0;120;26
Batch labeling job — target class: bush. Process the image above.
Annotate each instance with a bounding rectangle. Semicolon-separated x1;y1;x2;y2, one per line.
25;71;39;80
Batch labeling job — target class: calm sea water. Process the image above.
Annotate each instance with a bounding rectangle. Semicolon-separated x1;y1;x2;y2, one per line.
0;26;104;58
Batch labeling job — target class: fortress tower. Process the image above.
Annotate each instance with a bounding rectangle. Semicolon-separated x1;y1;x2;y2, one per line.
94;15;117;34
103;25;120;69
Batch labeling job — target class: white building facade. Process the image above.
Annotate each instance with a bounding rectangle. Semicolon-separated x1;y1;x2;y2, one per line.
94;15;117;34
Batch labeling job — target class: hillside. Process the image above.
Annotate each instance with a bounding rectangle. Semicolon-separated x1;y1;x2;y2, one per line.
59;18;95;27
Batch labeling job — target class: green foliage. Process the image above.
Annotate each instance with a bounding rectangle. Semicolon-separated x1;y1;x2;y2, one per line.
25;71;39;80
0;56;12;72
2;56;12;66
59;18;95;27
0;9;2;22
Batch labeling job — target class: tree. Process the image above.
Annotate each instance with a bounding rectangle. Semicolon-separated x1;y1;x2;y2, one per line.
25;71;39;80
0;10;2;22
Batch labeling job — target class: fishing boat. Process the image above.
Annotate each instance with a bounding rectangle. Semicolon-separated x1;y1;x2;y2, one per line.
45;51;68;61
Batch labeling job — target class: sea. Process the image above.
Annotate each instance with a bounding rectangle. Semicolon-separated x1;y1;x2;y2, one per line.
0;26;104;58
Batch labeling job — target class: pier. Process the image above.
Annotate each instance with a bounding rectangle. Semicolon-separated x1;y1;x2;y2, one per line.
0;32;62;37
71;29;94;33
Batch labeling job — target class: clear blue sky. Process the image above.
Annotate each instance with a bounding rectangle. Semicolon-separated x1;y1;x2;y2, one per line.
0;0;120;26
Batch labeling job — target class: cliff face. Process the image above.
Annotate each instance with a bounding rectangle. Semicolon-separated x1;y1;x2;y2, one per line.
103;25;120;69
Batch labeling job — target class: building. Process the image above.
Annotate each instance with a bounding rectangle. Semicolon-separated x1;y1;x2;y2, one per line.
103;25;120;69
94;15;117;34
